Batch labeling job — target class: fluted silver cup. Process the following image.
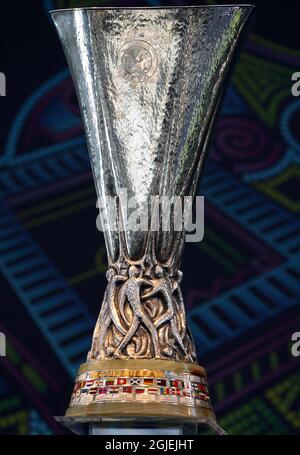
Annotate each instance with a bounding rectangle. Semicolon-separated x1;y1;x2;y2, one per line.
51;6;253;428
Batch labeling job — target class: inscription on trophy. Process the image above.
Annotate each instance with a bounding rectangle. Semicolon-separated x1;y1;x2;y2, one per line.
119;40;158;82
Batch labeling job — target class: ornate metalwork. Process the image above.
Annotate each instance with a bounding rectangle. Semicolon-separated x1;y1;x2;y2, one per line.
87;259;196;362
51;6;253;423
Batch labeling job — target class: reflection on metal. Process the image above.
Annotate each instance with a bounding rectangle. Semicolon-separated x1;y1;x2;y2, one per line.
51;5;253;425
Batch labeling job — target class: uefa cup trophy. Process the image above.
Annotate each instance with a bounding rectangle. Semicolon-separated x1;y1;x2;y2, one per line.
51;6;253;434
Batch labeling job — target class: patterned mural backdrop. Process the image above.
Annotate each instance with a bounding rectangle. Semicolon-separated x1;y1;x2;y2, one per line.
0;0;299;435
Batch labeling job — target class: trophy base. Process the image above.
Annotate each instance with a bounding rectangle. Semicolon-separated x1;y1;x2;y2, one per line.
65;359;221;425
55;416;227;435
65;401;215;421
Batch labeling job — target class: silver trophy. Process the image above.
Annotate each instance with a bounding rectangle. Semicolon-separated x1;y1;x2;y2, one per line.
51;6;253;434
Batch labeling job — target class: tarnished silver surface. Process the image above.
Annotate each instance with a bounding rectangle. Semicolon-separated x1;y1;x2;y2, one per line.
51;6;253;362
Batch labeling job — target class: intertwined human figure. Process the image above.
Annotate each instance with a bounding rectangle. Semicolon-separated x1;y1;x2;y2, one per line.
143;265;187;356
111;265;160;358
